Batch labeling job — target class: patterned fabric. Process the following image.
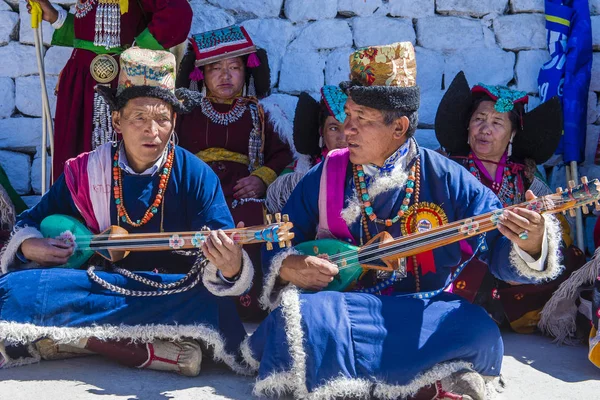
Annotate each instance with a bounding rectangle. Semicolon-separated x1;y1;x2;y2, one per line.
117;48;176;95
197;148;250;166
321;85;348;123
471;84;528;113
348;42;416;87
190;25;256;67
465;152;526;207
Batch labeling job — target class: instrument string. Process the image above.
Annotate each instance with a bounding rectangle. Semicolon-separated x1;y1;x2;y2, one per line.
323;196;571;264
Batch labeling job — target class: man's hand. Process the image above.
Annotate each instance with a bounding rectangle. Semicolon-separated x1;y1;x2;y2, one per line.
280;255;339;291
202;223;243;279
26;0;59;24
497;190;545;257
233;176;267;200
20;237;74;266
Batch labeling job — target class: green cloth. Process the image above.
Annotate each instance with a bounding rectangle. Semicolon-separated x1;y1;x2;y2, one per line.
0;165;27;214
135;28;165;50
51;14;163;54
50;13;75;48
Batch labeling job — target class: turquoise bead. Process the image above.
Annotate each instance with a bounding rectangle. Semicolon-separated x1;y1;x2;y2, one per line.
401;205;409;211
121;216;127;222
113;161;118;167
357;170;364;177
365;206;373;215
405;193;411;199
163;168;169;174
136;220;141;224
392;216;400;223
407;180;415;188
362;193;369;201
359;182;366;189
115;199;121;205
151;207;158;214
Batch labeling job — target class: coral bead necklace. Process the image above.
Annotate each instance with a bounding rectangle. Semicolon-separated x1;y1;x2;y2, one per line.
113;142;175;227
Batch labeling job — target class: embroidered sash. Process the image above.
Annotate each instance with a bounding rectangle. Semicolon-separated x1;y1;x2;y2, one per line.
317;148;355;244
63;143;113;233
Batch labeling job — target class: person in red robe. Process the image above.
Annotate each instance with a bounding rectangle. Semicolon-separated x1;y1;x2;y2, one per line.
176;25;293;320
27;0;192;181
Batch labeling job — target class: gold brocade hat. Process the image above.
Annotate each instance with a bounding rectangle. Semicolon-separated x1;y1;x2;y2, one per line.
96;47;195;113
340;42;420;111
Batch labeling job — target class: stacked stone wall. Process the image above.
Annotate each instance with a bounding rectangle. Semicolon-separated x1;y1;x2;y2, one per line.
0;0;599;245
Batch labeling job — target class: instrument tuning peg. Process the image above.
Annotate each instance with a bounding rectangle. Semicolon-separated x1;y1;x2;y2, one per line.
562;210;567;215
275;213;282;223
266;214;272;224
582;204;590;215
556;187;563;194
568;180;576;189
581;176;589;185
286;240;292;248
278;241;286;248
595;201;600;211
282;214;289;222
569;208;576;217
266;242;273;251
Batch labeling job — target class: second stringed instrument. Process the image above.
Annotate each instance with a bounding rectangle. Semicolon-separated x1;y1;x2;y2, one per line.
295;178;600;292
41;213;294;269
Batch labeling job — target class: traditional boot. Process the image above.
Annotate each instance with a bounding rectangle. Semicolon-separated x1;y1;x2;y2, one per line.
408;370;487;400
35;338;95;361
85;337;202;377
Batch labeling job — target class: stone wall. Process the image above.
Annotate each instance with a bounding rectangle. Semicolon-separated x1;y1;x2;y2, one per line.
0;0;599;233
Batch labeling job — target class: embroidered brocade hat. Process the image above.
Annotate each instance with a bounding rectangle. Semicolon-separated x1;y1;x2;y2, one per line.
434;72;563;164
340;42;420;112
293;86;348;157
176;25;271;98
95;47;194;113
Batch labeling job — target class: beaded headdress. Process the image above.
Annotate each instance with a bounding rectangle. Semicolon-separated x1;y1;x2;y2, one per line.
435;72;563;164
340;42;420;112
96;47;193;113
321;85;348;123
471;84;528;113
180;25;271;98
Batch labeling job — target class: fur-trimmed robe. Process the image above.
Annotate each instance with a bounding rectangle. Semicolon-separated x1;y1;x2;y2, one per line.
0;144;253;372
247;141;563;399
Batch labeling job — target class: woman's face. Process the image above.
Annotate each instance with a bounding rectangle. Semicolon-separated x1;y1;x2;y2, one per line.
468;100;515;162
203;57;246;101
322;116;347;151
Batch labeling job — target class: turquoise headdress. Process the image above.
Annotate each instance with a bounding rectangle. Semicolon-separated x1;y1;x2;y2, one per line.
471;83;528;113
321;85;348;123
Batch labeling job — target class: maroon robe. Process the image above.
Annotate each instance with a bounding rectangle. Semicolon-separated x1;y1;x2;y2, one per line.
177;100;293;319
52;0;192;181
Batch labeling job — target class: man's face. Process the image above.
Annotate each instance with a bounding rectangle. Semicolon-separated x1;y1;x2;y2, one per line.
343;97;405;167
112;97;175;172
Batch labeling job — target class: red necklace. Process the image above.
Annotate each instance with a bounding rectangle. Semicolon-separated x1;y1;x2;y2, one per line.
113;143;175;227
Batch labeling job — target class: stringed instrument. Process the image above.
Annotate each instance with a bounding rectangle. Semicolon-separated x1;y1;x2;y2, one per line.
41;213;294;269
295;178;600;292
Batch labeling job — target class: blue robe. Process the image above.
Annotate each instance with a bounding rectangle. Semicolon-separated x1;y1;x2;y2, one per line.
245;145;560;397
0;145;251;373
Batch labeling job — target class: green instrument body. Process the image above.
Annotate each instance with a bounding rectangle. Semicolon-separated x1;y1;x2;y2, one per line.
294;239;362;292
40;215;95;269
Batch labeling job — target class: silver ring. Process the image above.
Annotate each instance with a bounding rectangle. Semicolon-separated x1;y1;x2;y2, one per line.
518;230;529;240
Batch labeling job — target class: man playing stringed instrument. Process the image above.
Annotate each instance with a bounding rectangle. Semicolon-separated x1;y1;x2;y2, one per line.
243;43;566;399
0;48;256;376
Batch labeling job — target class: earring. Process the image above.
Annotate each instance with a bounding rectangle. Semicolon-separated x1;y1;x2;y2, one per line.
242;84;247;97
248;75;256;97
200;84;207;97
170;131;179;146
508;133;515;157
112;130;118;147
319;136;324;148
190;81;198;92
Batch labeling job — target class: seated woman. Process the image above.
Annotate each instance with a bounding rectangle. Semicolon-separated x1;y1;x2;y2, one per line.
0;48;254;377
176;26;293;320
266;86;348;214
435;72;585;333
